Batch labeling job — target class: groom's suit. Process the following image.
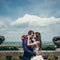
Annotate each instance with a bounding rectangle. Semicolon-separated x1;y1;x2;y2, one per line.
22;39;36;60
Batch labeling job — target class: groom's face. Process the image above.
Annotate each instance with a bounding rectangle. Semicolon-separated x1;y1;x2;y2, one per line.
30;33;34;38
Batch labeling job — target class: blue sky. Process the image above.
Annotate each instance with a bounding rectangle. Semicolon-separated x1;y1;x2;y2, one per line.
0;0;60;18
0;0;60;43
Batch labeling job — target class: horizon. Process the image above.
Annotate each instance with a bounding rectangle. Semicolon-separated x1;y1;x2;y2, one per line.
3;40;54;44
2;41;54;46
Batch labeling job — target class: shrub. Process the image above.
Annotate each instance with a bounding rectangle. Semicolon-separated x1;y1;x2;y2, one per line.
0;46;19;50
48;56;55;60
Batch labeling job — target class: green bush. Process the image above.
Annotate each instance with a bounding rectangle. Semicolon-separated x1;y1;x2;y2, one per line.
0;46;19;50
12;56;19;60
48;56;55;60
42;45;55;50
0;56;6;60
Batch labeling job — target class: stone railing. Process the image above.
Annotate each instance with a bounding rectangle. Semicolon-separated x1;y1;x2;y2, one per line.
0;50;60;60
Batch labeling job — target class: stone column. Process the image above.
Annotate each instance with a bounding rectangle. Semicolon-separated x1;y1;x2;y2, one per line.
57;56;60;60
19;56;22;60
6;56;12;60
56;48;60;60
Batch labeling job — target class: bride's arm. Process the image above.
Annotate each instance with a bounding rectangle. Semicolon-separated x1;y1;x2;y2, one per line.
27;36;36;46
27;36;40;46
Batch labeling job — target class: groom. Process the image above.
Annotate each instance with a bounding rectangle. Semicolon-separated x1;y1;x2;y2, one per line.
22;30;40;60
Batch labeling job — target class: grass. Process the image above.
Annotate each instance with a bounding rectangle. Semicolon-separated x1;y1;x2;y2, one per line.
12;56;19;60
0;56;21;60
0;56;6;60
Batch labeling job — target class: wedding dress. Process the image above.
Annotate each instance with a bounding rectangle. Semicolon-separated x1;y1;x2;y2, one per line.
31;38;44;60
31;55;44;60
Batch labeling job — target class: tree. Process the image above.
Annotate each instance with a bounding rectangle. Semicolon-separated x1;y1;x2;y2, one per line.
0;36;5;44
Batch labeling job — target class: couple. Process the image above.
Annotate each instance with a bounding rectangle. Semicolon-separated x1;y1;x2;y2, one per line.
21;30;44;60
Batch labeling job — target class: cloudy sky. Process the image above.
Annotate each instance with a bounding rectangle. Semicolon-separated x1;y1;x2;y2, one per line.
0;0;60;43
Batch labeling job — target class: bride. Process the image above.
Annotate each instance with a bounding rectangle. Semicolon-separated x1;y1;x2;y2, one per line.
27;32;44;60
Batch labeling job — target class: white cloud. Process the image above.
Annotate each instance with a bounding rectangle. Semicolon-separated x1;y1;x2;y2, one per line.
0;16;12;25
11;14;60;27
7;31;18;34
0;14;60;42
0;21;5;28
0;16;12;28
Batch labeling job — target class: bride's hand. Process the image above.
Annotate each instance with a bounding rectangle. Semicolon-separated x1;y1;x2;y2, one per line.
33;41;40;45
28;35;31;40
33;42;38;45
39;51;41;55
36;41;40;44
35;51;40;56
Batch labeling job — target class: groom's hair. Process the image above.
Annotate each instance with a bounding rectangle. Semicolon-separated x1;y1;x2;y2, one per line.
28;30;34;35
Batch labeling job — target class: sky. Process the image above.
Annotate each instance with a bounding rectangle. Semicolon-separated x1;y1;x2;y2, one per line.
0;0;60;43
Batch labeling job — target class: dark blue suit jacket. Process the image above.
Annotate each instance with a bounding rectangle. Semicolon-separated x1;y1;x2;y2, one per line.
22;39;36;60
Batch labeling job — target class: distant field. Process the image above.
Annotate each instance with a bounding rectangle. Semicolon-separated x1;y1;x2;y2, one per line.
0;41;55;50
3;42;22;46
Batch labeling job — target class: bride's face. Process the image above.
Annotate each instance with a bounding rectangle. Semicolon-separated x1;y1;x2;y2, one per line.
33;34;36;38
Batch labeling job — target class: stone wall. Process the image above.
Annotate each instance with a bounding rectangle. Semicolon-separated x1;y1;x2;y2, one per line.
0;50;60;60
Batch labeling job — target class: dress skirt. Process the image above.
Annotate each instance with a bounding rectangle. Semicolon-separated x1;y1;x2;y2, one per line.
31;55;44;60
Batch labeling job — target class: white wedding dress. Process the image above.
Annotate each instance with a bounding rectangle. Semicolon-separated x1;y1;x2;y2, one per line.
31;55;44;60
31;38;44;60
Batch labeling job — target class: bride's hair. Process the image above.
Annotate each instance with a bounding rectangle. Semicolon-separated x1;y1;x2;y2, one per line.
34;32;42;50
